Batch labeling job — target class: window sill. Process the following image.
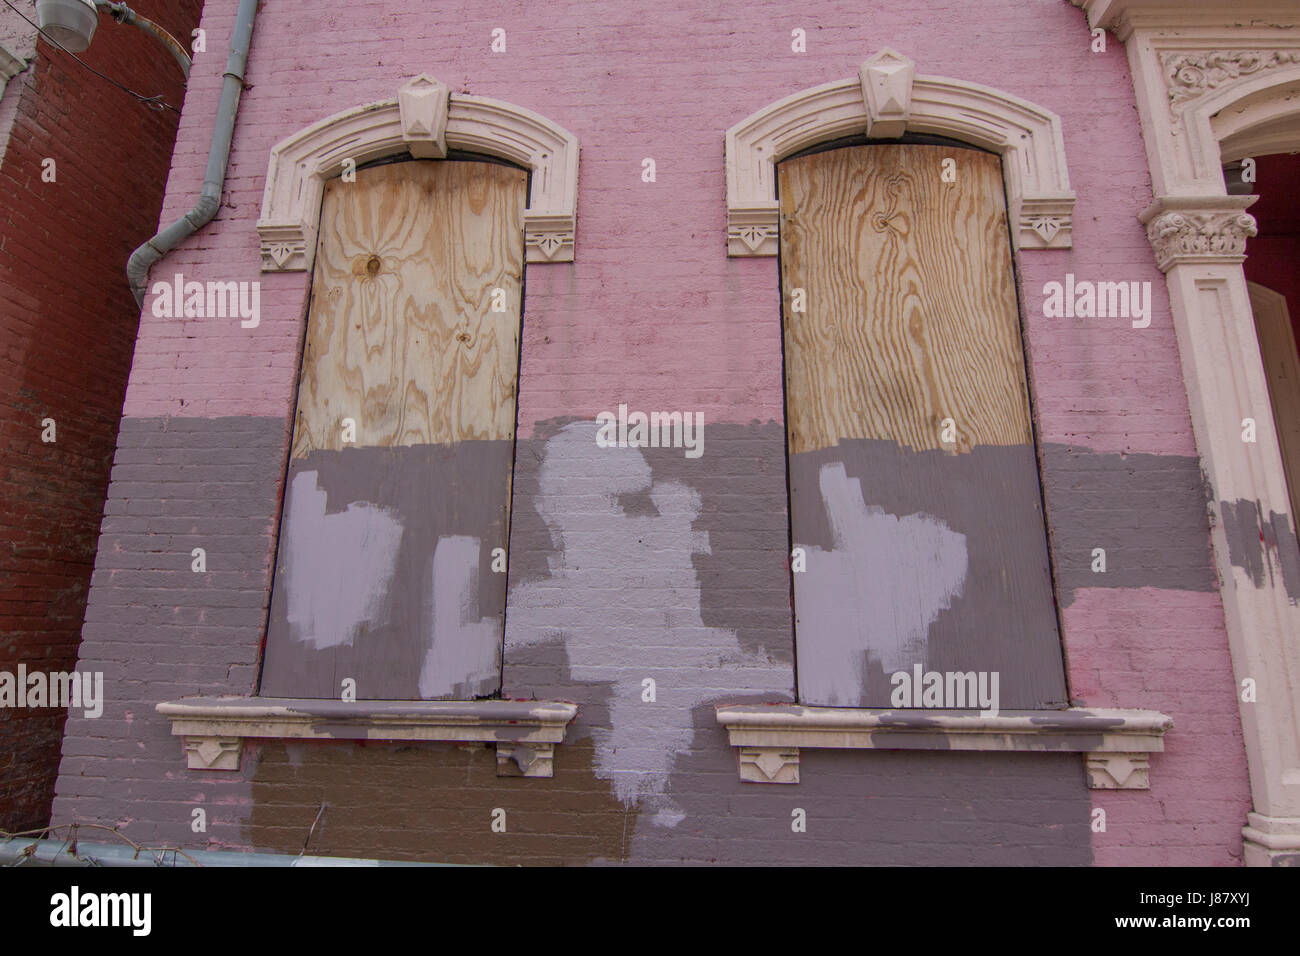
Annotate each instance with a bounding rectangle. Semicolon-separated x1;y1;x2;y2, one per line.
156;697;579;778
715;704;1172;789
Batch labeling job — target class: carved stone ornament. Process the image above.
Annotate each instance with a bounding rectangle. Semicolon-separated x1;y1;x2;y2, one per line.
397;73;449;158
1163;50;1300;114
257;75;579;270
1141;197;1259;271
725;49;1075;255
859;47;915;139
158;697;579;778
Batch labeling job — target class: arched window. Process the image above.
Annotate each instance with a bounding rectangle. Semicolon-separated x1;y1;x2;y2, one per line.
249;75;578;705
260;156;527;700
778;139;1068;709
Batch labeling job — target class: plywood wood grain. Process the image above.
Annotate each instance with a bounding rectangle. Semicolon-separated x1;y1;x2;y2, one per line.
779;145;1033;455
291;161;527;456
262;159;525;700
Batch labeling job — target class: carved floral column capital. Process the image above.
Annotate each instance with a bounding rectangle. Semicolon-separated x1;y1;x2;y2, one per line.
1140;195;1258;272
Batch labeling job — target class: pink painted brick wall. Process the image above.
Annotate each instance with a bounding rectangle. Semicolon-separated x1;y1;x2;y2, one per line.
57;0;1251;864
124;0;1189;451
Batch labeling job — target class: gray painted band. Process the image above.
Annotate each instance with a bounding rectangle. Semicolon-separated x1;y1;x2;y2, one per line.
261;441;515;701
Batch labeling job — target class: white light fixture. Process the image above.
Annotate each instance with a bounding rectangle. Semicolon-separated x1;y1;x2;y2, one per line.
35;0;99;53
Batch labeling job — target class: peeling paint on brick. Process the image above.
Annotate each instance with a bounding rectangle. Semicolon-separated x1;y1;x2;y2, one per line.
1219;498;1300;600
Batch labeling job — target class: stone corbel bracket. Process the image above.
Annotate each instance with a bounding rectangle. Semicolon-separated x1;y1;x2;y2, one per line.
725;48;1076;256
157;697;579;778
716;705;1172;789
257;73;579;271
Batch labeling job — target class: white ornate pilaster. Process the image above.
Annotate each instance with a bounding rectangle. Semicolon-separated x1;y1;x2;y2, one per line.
1075;0;1300;865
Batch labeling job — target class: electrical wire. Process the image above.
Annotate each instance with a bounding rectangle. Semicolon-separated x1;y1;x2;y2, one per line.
1;0;180;113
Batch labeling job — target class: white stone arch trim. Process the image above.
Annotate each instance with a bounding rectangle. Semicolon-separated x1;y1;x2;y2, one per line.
256;74;579;271
724;48;1076;256
1171;63;1300;190
1212;72;1300;164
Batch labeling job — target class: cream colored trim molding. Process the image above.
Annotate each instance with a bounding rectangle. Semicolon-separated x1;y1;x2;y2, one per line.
1141;194;1258;271
724;48;1076;256
256;73;579;271
715;706;1172;789
0;43;25;82
157;697;579;778
1075;0;1300;866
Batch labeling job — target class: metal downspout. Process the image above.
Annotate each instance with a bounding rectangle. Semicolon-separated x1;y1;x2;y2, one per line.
125;0;258;306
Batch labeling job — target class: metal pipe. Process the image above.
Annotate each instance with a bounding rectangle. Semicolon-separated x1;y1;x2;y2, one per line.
0;836;452;867
125;0;257;306
96;2;192;79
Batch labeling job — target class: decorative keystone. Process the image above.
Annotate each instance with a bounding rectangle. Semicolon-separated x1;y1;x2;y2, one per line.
860;48;915;139
398;74;450;159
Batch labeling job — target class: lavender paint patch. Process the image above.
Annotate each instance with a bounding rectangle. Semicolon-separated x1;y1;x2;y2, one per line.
418;535;500;699
795;462;967;704
789;440;1068;709
261;442;512;700
503;420;790;821
282;469;403;650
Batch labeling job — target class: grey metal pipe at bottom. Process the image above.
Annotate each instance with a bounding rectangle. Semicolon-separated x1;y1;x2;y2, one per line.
0;837;461;867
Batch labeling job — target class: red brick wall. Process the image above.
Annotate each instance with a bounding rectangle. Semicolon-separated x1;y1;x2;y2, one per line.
0;0;203;832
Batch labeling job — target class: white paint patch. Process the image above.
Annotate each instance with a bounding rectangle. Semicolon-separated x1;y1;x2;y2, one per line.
283;470;403;650
419;535;500;698
795;462;967;704
652;806;687;828
505;421;791;823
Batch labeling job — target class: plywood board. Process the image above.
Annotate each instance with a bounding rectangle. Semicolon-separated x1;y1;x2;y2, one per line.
262;160;526;700
291;161;525;455
779;144;1066;709
780;145;1033;456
